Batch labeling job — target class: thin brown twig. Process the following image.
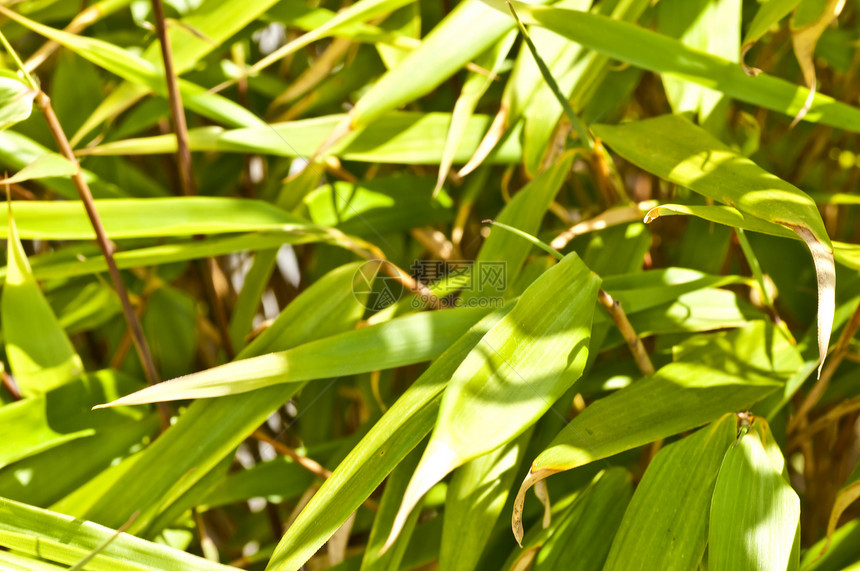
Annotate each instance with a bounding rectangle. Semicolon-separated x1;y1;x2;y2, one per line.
791;394;860;446
149;0;194;197
253;430;332;479
597;289;655;376
252;430;379;513
148;0;235;358
791;298;860;432
36;92;168;428
1;364;21;401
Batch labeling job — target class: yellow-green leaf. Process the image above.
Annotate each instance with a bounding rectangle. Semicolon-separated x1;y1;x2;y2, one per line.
2;202;83;395
709;419;800;571
385;252;600;549
594;114;833;376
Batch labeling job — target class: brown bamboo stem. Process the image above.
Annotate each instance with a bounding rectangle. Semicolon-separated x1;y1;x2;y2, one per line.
149;0;235;358
598;289;655;376
36;92;168;427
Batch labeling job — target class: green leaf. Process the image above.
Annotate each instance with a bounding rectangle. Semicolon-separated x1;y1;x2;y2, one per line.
744;0;803;46
644;203;799;241
1;232;315;285
486;0;860;130
0;496;235;570
228;248;279;353
435;30;516;194
96;305;493;406
0;6;264;131
603;267;749;314
594;114;833;376
266;306;512;570
657;0;739;127
385;252;599;548
709;419;800;571
0;75;36;130
72;0;282;144
604;414;738;570
349;0;542;129
533;467;632;570
439;430;532;571
75;262;369;534
0;131;126;199
3;202;83;395
305;175;453;236
463;150;575;302
0;370;147;470
512;321;797;544
82;111;524;165
0;412;158;507
0;197;320;240
360;445;425;571
0;153;79;185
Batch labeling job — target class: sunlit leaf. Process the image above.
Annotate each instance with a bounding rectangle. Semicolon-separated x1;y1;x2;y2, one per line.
595;114;833;376
0;153;78;184
0;496;235;570
267;306;512;570
386;252;599;548
604;414;737;570
512;321;798;544
0;75;36;131
3;202;83;395
709;419;801;570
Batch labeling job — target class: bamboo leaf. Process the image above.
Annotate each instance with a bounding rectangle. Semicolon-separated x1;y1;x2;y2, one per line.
435;30;516;195
744;0;802;47
360;445;425;571
0;370;147;470
709;419;800;571
0;197;320;240
82;111;524;165
594;114;833;376
0;131;127;199
0;75;36;130
604;414;738;570
95;305;493;407
0;233;316;285
644;203;799;241
657;0;740;126
385;252;599;549
349;0;540;130
3;201;83;395
266;306;512;570
483;0;860;131
463;150;575;302
512;321;798;545
0;153;78;184
533;468;632;570
73;0;282;144
0;6;264;131
0;496;235;570
439;431;532;571
74;263;370;534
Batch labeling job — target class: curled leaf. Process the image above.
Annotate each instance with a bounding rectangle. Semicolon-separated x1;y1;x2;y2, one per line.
789;0;846;126
0;75;36;131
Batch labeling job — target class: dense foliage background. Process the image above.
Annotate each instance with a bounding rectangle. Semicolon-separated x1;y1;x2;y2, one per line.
2;0;860;569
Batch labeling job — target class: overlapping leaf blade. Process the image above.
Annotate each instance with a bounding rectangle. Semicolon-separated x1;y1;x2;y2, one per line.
386;252;599;547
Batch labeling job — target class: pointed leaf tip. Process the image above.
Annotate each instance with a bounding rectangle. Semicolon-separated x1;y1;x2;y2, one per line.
789;225;834;378
512;468;557;547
